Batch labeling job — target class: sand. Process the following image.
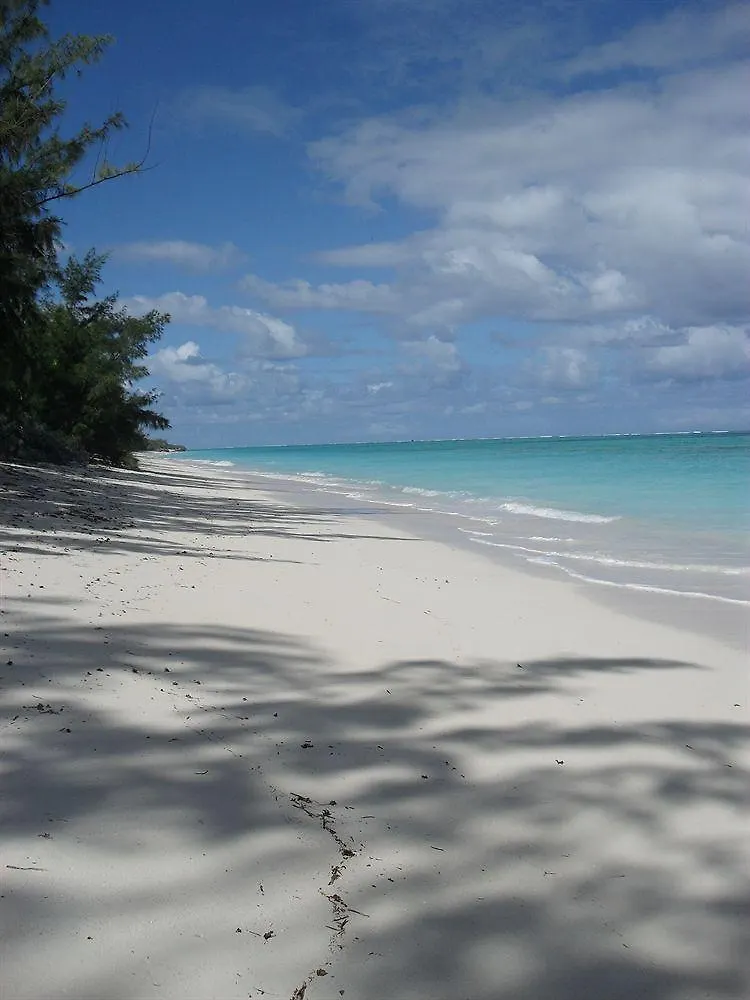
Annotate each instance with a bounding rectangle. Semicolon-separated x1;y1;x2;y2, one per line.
0;456;748;1000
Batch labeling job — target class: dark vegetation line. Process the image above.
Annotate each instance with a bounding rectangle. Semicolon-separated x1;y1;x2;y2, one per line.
1;0;171;467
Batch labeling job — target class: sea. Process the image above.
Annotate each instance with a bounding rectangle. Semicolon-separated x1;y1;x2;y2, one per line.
174;432;750;610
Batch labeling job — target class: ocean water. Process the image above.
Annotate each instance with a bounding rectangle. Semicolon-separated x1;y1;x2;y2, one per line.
176;433;750;607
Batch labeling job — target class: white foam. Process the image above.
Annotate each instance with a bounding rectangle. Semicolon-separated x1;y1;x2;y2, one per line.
499;501;618;523
527;536;577;543
190;461;617;526
568;554;750;576
291;474;341;486
469;537;749;576
440;511;500;525
188;459;236;467
402;487;442;497
548;561;750;606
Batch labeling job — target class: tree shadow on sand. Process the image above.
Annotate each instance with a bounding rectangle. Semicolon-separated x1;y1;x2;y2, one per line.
0;461;415;563
1;608;747;999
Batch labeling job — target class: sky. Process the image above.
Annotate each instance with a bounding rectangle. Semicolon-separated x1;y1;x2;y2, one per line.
49;0;750;447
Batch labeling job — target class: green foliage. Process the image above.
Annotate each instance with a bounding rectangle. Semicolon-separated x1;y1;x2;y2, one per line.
33;251;170;465
0;1;167;465
144;439;186;452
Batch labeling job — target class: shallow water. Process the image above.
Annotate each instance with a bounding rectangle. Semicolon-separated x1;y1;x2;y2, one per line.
176;432;750;607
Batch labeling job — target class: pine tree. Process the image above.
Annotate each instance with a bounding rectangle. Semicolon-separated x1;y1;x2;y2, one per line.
37;251;170;465
0;0;164;462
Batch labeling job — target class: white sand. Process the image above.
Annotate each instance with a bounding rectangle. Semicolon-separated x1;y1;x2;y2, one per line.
1;457;748;1000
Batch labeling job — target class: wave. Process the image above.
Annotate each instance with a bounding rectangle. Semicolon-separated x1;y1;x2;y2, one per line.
214;461;620;525
312;484;417;508
468;537;749;576
527;536;578;543
295;472;617;525
185;458;236;467
315;489;502;523
541;561;750;606
498;501;618;523
438;511;500;524
401;487;443;497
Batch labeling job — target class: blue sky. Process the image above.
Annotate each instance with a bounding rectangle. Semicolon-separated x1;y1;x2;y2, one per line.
50;0;750;446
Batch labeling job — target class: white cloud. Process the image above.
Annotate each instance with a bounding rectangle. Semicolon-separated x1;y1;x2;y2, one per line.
643;326;750;382
148;338;316;418
564;2;750;78
117;240;244;271
400;335;465;386
536;347;598;390
316;240;414;268
569;316;683;348
142;5;750;441
404;294;473;332
152;340;193;378
177;85;301;137
242;273;399;312
128;292;209;323
366;381;394;394
149;341;247;403
403;335;462;371
582;268;634;313
460;401;487;415
308;59;750;330
224;308;305;359
125;292;309;359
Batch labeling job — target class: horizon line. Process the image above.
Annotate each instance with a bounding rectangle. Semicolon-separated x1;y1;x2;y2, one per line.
179;428;749;452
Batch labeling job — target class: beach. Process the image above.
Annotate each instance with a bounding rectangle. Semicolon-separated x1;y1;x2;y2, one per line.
1;456;748;999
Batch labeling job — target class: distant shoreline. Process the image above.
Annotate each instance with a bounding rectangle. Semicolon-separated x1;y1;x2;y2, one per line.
175;428;750;452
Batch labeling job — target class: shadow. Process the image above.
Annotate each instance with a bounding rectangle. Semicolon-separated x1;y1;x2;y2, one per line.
0;461;415;562
1;603;747;999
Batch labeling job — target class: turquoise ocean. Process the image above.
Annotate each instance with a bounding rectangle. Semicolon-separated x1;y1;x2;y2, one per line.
176;432;750;607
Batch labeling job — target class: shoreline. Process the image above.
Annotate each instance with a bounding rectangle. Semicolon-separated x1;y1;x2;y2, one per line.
1;457;748;999
171;456;749;649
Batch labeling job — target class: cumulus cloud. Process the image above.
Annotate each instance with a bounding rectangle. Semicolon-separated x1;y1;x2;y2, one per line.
148;337;317;421
642;326;750;382
316;241;414;268
149;341;248;403
403;335;462;371
309;59;750;330
568;316;684;349
128;292;209;323
400;335;466;387
177;85;301;137
116;240;244;271
226;309;305;359
242;273;399;312
147;3;750;441
125;292;309;359
535;347;599;390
